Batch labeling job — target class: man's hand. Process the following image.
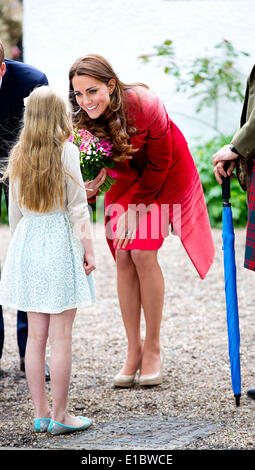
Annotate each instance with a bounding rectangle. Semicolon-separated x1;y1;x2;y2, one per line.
84;168;107;199
212;145;238;184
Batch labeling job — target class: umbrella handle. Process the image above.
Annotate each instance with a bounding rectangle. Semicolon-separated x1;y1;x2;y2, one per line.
222;162;231;205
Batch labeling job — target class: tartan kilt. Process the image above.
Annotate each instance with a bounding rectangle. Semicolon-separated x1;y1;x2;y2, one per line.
244;161;255;270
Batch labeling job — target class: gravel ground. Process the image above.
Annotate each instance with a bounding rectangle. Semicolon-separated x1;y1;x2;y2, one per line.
0;222;255;450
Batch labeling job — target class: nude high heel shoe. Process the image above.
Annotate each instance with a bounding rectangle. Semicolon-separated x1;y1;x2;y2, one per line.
113;361;141;388
139;349;164;386
113;372;136;388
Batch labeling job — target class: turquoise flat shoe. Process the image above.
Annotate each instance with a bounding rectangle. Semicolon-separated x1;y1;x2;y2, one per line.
33;418;51;433
48;416;92;435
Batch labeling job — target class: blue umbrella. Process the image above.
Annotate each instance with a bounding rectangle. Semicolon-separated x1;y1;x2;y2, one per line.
222;171;241;407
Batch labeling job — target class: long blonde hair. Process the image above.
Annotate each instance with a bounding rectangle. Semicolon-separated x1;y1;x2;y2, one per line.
3;86;73;212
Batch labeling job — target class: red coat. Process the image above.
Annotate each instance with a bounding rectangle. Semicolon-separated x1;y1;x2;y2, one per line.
104;86;215;279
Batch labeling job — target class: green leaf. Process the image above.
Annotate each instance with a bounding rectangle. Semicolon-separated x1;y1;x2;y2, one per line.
164;39;173;46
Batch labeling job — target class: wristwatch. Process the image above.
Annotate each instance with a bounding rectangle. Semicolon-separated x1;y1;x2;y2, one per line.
229;144;240;156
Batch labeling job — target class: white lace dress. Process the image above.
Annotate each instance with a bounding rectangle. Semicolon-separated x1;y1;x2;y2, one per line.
0;142;95;313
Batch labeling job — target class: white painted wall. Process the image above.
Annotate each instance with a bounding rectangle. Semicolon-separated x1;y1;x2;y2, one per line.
23;0;255;143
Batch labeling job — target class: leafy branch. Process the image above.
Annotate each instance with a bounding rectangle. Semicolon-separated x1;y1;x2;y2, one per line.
139;39;250;134
139;39;180;78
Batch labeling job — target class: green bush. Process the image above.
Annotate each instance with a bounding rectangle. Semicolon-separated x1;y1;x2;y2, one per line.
0;190;8;225
90;194;105;223
192;135;248;228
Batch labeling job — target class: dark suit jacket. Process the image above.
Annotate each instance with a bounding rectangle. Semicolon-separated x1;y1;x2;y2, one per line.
0;59;48;163
232;65;255;191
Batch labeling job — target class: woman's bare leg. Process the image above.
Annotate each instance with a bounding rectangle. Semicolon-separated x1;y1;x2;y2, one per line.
116;250;143;375
131;250;164;375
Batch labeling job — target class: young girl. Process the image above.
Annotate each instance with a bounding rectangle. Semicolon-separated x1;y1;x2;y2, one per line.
69;54;215;388
0;86;95;435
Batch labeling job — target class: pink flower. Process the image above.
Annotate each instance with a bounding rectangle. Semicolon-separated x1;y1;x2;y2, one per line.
107;169;117;178
78;129;94;143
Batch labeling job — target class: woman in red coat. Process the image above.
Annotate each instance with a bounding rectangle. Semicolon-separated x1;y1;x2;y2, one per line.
69;54;215;388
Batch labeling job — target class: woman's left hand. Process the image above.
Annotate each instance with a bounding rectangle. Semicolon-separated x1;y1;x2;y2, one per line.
84;168;107;199
114;208;140;249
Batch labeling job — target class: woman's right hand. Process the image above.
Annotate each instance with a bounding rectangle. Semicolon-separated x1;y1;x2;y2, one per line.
84;168;107;199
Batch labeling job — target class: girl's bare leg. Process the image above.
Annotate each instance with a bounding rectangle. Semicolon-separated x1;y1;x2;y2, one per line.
25;312;51;419
48;308;84;426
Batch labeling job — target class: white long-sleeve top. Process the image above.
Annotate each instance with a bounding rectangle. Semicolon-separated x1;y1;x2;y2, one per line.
8;141;90;233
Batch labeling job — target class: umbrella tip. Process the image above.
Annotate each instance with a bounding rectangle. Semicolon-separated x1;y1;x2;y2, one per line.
235;394;241;407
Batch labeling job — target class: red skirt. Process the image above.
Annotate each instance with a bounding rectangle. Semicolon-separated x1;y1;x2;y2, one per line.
105;179;169;251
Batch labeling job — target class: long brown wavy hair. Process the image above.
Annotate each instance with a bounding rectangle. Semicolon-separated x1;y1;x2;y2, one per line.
69;54;148;162
2;86;75;212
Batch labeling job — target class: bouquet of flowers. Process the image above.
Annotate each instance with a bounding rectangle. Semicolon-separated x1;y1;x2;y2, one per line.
68;128;117;194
